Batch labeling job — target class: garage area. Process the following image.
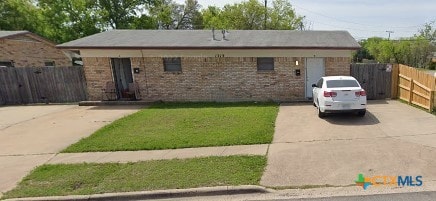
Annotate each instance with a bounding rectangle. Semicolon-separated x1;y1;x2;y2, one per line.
261;100;436;188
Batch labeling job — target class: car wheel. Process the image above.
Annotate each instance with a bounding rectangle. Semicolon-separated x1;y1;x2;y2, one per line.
357;110;366;117
318;107;326;118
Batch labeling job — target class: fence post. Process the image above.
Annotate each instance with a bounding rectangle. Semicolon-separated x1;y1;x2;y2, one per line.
430;91;435;112
391;64;399;99
433;76;436;112
409;79;414;104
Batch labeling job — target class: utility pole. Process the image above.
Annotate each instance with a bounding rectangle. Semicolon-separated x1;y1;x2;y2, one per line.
264;0;267;30
386;31;394;40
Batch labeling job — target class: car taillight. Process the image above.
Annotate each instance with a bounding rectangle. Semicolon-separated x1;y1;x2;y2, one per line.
355;90;366;97
323;91;337;97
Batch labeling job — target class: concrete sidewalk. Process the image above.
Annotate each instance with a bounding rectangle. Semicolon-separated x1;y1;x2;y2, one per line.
47;144;269;164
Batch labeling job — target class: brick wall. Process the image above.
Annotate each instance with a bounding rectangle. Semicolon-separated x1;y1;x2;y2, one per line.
0;35;71;67
82;57;112;100
325;57;351;76
84;56;351;101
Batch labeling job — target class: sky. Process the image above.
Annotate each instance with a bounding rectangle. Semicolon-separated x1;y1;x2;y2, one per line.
175;0;436;40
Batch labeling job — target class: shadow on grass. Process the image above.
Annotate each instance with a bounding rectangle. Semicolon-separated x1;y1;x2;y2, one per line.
323;111;380;126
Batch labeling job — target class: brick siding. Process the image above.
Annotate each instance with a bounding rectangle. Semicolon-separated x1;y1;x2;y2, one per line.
82;57;113;101
0;35;71;67
84;56;351;102
325;57;351;76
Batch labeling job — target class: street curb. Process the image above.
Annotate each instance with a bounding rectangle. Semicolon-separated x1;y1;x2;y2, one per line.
4;185;272;201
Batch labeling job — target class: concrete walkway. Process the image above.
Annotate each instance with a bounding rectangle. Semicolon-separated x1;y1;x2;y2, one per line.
0;105;143;194
47;144;269;164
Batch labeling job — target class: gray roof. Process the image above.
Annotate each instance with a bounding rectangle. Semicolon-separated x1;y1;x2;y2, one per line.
0;30;58;45
0;31;29;39
58;30;360;50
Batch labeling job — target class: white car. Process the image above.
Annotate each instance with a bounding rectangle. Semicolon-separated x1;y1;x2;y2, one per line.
312;76;367;118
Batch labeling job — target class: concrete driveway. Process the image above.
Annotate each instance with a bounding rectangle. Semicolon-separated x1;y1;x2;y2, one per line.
261;100;436;189
0;105;143;194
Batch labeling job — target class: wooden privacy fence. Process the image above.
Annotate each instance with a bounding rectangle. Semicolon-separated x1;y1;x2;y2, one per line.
350;63;392;100
394;64;436;112
0;67;87;105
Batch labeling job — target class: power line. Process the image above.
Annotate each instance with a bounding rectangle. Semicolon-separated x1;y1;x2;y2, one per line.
291;3;423;29
307;20;387;33
307;19;422;39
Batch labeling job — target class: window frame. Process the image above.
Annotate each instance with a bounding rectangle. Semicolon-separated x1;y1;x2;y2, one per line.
257;57;275;71
163;57;182;72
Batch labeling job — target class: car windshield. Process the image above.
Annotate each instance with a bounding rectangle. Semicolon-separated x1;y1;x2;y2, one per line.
326;80;360;88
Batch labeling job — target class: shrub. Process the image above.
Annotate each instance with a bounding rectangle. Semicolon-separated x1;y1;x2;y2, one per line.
429;61;436;70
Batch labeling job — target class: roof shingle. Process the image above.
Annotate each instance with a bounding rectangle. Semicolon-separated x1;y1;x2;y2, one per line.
58;30;360;50
0;31;29;39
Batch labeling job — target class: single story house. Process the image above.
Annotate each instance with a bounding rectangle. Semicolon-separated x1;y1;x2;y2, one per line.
57;30;360;102
0;31;72;67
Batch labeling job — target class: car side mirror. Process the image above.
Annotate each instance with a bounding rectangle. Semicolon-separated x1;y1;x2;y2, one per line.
312;84;317;88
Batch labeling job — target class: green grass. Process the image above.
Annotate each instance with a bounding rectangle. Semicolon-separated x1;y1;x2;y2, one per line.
63;102;278;152
2;156;266;199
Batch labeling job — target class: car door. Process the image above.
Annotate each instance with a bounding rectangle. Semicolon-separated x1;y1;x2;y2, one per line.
313;78;323;100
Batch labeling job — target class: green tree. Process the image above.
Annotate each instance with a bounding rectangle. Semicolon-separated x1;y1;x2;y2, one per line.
0;0;42;33
95;0;153;29
151;0;202;29
357;22;435;68
130;15;157;29
418;21;436;45
201;0;304;30
201;6;224;29
38;0;102;43
360;36;432;68
210;0;266;30
269;0;303;30
353;39;374;62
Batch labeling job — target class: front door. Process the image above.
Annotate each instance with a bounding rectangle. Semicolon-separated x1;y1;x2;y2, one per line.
305;58;325;98
111;58;133;99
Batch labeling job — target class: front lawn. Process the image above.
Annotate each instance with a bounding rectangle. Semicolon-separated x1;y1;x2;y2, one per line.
63;102;278;152
2;156;266;199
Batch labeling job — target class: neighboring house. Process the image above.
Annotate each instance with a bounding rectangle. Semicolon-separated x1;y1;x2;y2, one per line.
0;31;72;67
57;30;360;102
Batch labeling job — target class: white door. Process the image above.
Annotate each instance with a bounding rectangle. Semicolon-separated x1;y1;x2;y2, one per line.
306;58;325;98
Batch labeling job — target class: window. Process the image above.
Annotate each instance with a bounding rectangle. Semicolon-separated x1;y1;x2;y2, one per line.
257;57;274;71
0;61;13;67
317;79;323;88
326;80;360;88
163;58;182;72
45;61;55;67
